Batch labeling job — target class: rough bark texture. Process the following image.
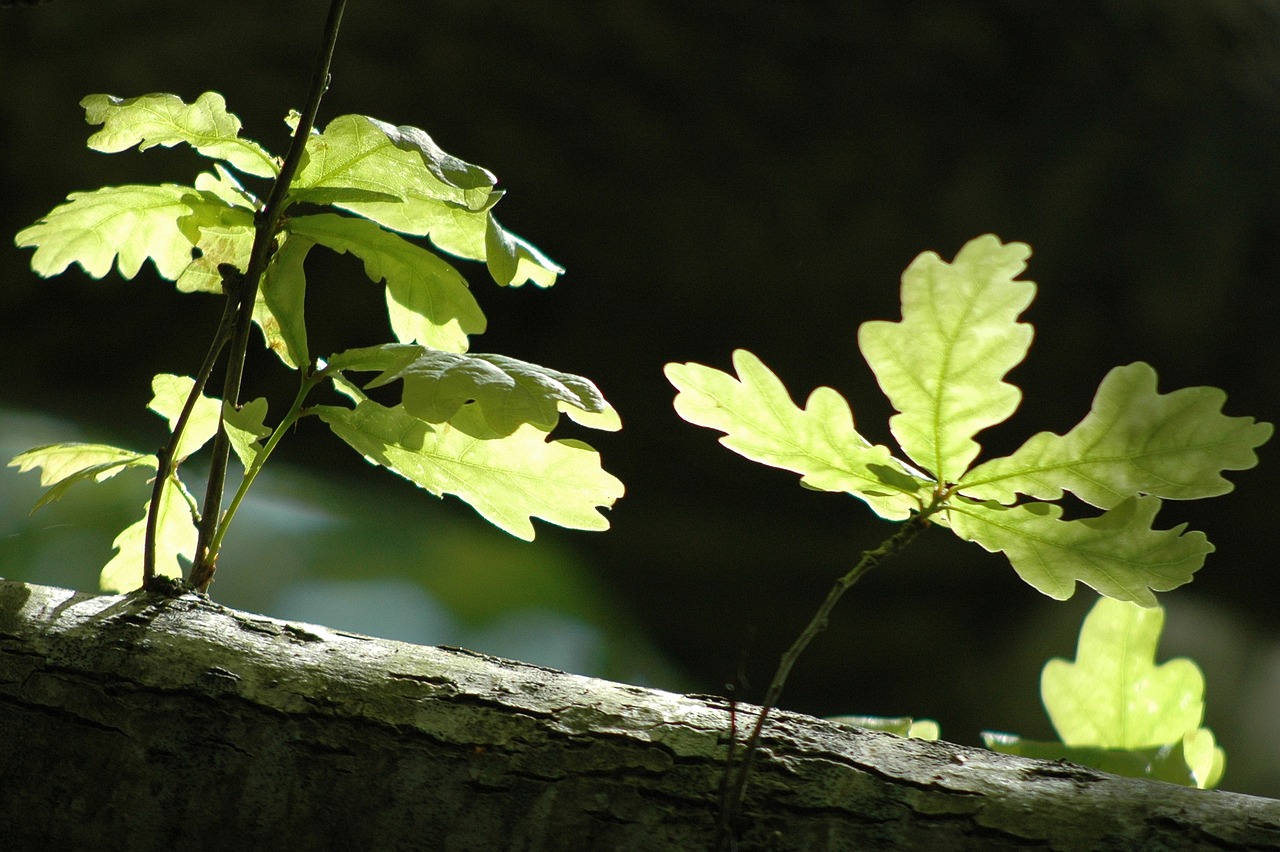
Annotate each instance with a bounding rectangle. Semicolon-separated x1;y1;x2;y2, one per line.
1;579;1277;851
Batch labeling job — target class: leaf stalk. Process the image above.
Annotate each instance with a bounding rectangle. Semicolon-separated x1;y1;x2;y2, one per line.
716;506;935;848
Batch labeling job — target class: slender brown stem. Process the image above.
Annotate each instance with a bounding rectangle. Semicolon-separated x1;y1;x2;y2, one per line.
141;276;239;589
188;0;348;593
715;509;934;848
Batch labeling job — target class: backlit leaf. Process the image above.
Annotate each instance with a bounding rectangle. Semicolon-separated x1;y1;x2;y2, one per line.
985;596;1224;789
332;343;617;435
8;443;155;511
254;232;313;368
947;496;1211;605
288;114;561;287
16;184;201;280
665;350;928;521
224;398;271;470
290;113;496;226
290;213;484;353
147;374;220;461
314;398;623;540
1044;596;1204;748
959;362;1272;508
81;92;276;178
175;195;254;294
858;235;1035;483
486;212;564;288
99;482;197;592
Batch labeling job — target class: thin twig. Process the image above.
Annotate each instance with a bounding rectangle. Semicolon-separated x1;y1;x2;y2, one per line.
141;270;239;589
714;509;934;848
188;0;349;593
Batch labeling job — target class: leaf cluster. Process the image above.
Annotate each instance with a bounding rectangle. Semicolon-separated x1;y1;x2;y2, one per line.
11;92;623;590
667;235;1272;605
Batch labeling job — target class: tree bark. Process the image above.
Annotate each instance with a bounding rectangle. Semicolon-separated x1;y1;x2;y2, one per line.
1;579;1277;851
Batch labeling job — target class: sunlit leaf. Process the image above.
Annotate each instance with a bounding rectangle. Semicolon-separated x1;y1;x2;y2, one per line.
315;398;623;540
1043;597;1205;747
947;496;1211;605
147;374;220;461
665;350;927;521
960;362;1273;508
254;232;313;368
486;212;564;288
175;195;255;294
16;184;201;280
81;91;276;178
858;235;1035;483
224;398;271;470
99;483;197;593
984;596;1225;789
288;114;561;287
194;164;260;210
290;114;496;223
8;443;155;511
336;344;617;435
290;213;485;353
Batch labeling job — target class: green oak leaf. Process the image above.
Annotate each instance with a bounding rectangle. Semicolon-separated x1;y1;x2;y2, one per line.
8;443;155;511
175;194;255;294
16;184;202;280
1044;596;1206;747
946;496;1211;605
147;374;221;461
224;398;271;470
665;349;927;521
981;730;1222;789
984;596;1224;789
289;213;485;353
99;482;198;593
289;113;495;222
250;233;313;369
194;164;260;210
81;92;277;178
288;114;561;288
330;343;618;435
314;397;624;540
959;362;1272;508
485;212;564;288
858;234;1035;484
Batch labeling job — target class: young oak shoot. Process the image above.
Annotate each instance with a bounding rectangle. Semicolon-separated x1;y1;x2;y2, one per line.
11;87;623;594
665;234;1271;841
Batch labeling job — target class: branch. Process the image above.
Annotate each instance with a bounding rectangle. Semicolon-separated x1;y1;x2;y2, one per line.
2;578;1276;850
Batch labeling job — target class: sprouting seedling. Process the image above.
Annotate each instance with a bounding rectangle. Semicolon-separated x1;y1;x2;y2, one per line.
9;2;623;596
984;595;1225;790
665;234;1271;844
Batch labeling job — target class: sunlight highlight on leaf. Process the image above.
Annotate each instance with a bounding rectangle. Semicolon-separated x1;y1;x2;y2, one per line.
947;496;1211;605
81;92;277;178
99;484;197;593
16;185;201;280
858;234;1035;483
1042;596;1204;748
959;362;1273;508
147;374;220;461
314;399;624;540
8;443;155;511
666;350;927;521
290;213;485;353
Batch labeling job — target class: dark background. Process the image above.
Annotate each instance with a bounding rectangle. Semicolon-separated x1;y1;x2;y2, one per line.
2;1;1278;796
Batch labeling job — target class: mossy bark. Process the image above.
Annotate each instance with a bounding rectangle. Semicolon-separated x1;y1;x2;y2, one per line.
1;578;1277;850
